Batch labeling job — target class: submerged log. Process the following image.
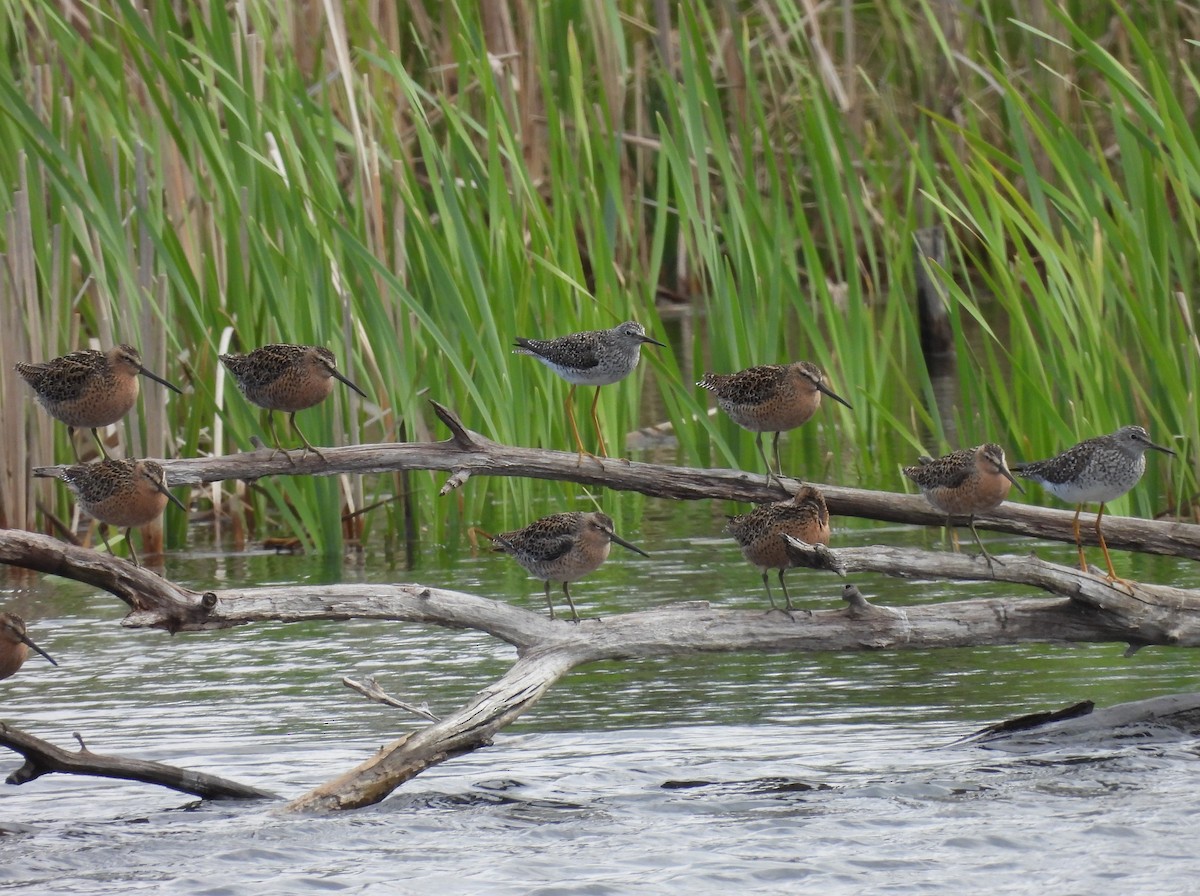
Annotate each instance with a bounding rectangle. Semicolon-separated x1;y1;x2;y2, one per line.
948;693;1200;751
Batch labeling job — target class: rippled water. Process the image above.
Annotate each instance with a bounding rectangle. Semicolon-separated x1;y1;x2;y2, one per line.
3;513;1200;893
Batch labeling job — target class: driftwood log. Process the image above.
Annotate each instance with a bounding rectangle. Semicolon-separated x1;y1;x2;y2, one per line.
30;401;1200;562
4;402;1199;811
2;528;1198;809
0;724;277;800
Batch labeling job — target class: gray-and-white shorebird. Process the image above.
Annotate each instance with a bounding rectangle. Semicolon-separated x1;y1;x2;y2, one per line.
514;321;664;460
1013;425;1174;581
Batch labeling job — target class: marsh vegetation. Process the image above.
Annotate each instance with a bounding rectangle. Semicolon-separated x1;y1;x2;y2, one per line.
1;1;1195;555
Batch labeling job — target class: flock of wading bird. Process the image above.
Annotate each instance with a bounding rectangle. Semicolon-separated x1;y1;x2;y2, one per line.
2;320;1177;678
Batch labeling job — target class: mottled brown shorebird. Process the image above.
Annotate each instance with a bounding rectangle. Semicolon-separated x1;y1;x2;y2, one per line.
490;511;649;622
57;458;186;566
219;344;368;460
725;485;831;613
1013;425;1175;581
514;321;665;460
15;345;181;460
0;613;57;681
698;361;852;485
903;443;1021;567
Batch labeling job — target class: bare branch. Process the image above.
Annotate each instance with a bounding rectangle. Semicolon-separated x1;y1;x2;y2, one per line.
287;648;578;812
784;537;1200;646
27;402;1200;562
280;548;1200;811
0;531;205;623
0;722;277;800
4;527;1200;653
343;676;440;721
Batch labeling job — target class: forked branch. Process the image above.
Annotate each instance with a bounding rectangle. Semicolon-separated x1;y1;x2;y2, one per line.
27;401;1200;562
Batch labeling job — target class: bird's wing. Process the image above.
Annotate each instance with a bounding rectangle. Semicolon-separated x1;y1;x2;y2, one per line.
1014;443;1091;484
515;332;601;370
700;366;785;403
222;345;295;385
903;449;974;489
527;532;578;564
62;466;119;502
24;353;98;400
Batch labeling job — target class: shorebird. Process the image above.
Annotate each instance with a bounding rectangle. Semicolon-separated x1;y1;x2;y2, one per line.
15;345;181;460
1013;425;1175;581
903;443;1021;567
0;613;57;681
219;344;367;460
56;458;187;566
725;485;831;613
698;361;852;485
514;321;665;460
489;511;649;621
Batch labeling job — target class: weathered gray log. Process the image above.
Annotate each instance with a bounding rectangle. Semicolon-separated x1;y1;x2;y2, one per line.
284;564;1200;810
5;528;1200;651
782;538;1200;652
29;402;1200;562
288;649;577;812
10;398;1200;812
0;723;277;800
4;524;1200;810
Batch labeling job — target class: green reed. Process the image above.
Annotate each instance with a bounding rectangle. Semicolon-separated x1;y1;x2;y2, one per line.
913;4;1199;518
0;0;1195;553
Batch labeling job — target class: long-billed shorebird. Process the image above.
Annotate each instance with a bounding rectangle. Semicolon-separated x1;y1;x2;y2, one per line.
489;511;649;622
0;613;57;681
15;345;181;460
514;321;664;460
903;443;1021;567
1013;425;1175;581
56;458;187;566
220;343;367;460
698;361;852;485
725;485;831;613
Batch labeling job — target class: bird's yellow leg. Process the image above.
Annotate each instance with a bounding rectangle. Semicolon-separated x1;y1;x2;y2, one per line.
1072;506;1088;572
589;387;608;458
1094;503;1128;585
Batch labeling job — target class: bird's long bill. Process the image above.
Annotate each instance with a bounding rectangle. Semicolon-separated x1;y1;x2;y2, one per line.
468;526;505;551
1150;440;1178;456
332;368;369;399
20;633;58;667
1000;465;1026;494
610;531;650;558
817;381;853;410
149;474;189;513
639;334;667;348
139;365;183;394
